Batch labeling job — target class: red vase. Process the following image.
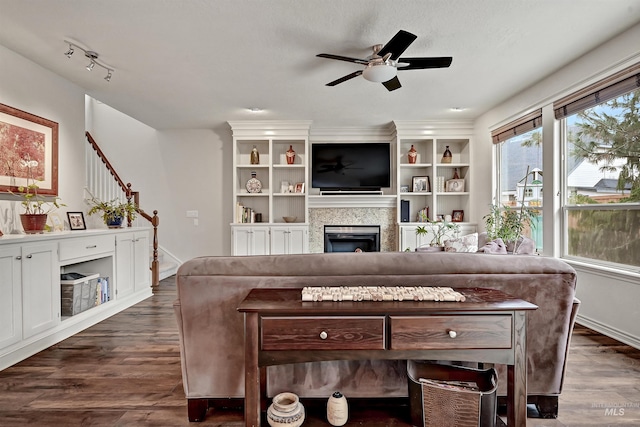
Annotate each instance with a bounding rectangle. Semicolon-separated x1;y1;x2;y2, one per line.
408;145;417;164
20;213;48;234
286;145;296;164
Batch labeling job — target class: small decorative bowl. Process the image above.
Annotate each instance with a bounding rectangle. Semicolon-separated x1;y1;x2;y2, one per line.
282;216;297;223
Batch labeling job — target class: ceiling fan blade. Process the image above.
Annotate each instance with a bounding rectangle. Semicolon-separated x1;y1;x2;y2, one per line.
377;30;417;60
326;70;363;86
317;53;369;65
397;56;453;70
382;76;402;91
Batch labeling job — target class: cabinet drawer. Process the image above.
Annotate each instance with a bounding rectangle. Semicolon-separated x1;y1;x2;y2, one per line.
261;316;385;351
390;315;512;350
59;235;115;262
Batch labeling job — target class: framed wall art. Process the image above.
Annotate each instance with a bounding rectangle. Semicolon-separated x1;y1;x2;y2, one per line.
0;103;59;195
67;212;86;230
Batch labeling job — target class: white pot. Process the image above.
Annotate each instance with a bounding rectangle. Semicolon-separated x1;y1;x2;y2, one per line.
267;392;305;427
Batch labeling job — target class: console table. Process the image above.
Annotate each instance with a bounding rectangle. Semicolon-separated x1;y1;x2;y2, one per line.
238;287;537;426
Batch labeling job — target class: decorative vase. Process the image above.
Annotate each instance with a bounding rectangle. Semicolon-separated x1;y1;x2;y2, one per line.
327;391;348;426
408;144;417;164
106;216;124;229
441;145;452;163
267;392;305;427
453;167;460;179
286;145;296;164
20;213;48;234
250;145;260;164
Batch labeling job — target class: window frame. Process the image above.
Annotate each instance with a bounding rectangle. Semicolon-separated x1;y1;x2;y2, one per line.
558;98;640;272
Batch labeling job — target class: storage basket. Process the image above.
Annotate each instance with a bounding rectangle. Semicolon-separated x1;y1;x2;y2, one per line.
407;360;498;427
60;273;100;316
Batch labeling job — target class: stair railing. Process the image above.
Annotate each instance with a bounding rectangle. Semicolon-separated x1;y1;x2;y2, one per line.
85;131;160;287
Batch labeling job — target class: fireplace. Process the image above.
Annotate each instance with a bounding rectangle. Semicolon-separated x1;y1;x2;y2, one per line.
324;225;381;253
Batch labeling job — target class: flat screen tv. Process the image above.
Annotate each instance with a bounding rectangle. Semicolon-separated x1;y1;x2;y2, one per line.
311;143;391;191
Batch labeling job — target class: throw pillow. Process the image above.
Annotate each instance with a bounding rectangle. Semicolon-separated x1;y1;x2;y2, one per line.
479;238;508;254
444;233;478;253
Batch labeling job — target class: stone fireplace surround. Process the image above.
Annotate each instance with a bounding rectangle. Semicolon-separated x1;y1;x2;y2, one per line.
308;207;396;253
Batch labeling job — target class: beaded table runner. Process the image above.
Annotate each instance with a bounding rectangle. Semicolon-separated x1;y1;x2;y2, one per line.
301;286;466;302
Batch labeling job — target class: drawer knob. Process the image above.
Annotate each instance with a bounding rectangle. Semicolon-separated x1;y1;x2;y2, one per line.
448;330;457;339
319;331;328;340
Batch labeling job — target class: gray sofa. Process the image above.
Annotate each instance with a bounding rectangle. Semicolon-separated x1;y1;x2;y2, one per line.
174;252;579;421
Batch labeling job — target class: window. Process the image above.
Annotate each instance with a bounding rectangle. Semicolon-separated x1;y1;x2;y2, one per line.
559;88;640;269
492;112;543;251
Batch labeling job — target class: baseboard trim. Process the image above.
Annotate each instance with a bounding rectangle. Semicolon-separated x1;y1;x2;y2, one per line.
576;315;640;350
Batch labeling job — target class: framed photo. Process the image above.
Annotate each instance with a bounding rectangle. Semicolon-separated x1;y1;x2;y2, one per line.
294;182;305;193
400;184;410;193
445;179;465;192
0;103;59;195
436;214;445;222
48;212;64;232
67;212;86;230
452;210;464;222
412;176;431;193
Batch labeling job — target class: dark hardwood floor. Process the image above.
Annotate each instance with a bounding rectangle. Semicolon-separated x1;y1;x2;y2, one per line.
0;276;639;426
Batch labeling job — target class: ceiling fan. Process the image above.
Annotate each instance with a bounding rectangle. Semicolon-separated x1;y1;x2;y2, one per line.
316;30;452;91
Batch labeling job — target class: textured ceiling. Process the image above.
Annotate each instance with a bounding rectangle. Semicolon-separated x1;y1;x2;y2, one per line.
1;0;640;131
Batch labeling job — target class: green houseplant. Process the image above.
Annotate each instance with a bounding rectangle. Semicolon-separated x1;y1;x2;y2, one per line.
483;167;537;252
483;204;533;243
87;197;137;228
415;220;460;251
10;159;64;233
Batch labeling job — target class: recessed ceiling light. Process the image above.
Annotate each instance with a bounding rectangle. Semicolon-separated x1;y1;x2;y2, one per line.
450;107;465;112
247;107;263;113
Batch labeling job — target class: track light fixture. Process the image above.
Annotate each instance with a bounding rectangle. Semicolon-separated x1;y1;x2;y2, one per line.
63;40;114;82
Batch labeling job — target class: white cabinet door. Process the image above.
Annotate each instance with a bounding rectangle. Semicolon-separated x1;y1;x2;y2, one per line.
21;241;59;339
287;226;308;254
399;226;431;251
116;233;135;298
270;227;288;255
271;226;308;254
0;245;22;349
133;231;150;293
232;226;270;255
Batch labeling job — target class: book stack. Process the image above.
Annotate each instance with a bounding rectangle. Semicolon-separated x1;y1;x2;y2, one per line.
97;277;110;304
236;202;257;223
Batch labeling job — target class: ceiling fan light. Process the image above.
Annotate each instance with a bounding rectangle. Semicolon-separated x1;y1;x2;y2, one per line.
362;64;397;83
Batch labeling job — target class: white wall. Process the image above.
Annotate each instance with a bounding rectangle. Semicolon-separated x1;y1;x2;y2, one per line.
473;23;640;349
0;44;86;233
87;100;232;261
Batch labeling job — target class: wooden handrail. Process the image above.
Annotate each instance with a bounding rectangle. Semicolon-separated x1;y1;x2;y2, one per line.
86;131;160;287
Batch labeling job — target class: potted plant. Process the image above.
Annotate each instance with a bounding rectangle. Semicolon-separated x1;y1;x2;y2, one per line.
87;197;137;228
483;167;538;253
415;220;460;252
10;159;64;234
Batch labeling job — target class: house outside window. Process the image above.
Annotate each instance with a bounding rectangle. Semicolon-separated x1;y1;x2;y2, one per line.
492;112;543;251
559;88;640;269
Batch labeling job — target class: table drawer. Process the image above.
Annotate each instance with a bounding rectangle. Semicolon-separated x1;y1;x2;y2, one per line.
59;235;115;262
390;315;512;350
261;316;385;351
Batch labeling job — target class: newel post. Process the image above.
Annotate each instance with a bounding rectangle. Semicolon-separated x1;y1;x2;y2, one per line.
151;210;160;287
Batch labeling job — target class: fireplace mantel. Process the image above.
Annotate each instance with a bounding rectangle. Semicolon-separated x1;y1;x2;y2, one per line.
308;194;397;208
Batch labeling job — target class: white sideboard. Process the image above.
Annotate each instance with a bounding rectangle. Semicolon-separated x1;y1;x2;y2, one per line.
0;228;152;370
